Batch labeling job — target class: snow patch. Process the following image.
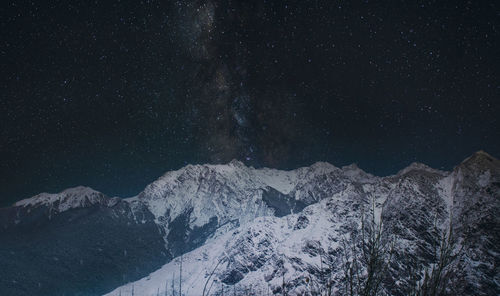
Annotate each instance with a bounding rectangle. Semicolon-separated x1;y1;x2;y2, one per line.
478;170;491;187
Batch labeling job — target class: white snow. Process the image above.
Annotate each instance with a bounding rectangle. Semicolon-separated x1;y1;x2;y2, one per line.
13;186;113;212
478;170;491;187
104;180;384;296
136;160;342;243
103;195;355;296
438;174;455;217
396;162;446;176
8;153;495;296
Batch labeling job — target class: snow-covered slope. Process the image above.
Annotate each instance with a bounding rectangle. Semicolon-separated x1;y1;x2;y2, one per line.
139;160;339;224
105;183;373;296
1;186;167;296
2;151;498;296
13;186;119;213
137;160;365;256
105;151;499;296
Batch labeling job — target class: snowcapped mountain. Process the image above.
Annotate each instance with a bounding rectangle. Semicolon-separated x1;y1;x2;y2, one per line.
137;160;350;256
0;187;167;296
1;151;498;296
13;186;120;213
106;151;499;296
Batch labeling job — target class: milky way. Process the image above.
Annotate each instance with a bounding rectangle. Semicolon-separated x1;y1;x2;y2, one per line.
1;0;498;204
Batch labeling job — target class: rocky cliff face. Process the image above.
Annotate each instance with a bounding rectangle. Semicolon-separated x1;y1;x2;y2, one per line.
1;152;498;296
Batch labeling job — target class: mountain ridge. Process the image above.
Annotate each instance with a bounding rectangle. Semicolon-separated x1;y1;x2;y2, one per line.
10;152;478;210
1;151;498;296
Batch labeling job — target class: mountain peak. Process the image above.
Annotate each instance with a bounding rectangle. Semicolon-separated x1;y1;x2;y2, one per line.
341;163;375;181
397;162;445;176
474;149;490;156
457;150;499;173
468;150;496;162
228;159;246;167
60;185;100;196
13;186;112;212
309;161;337;172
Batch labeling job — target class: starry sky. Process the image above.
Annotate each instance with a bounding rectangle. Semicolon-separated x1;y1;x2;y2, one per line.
1;0;499;205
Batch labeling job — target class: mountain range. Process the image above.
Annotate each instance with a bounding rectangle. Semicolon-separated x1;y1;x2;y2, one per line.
0;151;498;295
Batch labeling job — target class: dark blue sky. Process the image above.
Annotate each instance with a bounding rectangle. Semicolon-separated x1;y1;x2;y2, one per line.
1;0;499;206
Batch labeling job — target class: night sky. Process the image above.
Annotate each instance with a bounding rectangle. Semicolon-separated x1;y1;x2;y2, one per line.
1;0;499;206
